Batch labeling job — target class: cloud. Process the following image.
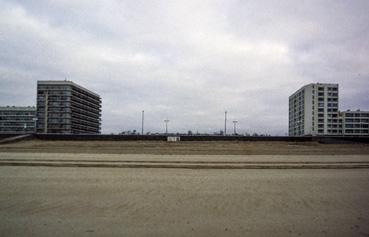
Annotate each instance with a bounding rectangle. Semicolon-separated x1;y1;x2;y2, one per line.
1;0;368;135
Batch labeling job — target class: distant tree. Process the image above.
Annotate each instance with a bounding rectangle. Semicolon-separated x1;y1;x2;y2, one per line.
188;130;193;135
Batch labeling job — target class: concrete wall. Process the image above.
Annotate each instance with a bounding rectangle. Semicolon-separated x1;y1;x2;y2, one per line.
29;134;369;143
2;133;369;144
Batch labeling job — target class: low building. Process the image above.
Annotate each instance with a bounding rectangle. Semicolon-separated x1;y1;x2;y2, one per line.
36;80;101;134
0;106;36;134
340;110;369;136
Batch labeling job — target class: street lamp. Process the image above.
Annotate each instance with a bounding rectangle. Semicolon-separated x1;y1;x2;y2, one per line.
141;110;144;135
164;119;170;134
233;120;238;135
224;111;227;136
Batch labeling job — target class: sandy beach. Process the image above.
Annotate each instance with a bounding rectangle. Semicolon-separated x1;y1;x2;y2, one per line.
0;151;369;236
1;140;369;236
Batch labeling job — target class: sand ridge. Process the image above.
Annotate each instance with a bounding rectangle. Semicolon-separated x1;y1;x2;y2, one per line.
1;139;369;155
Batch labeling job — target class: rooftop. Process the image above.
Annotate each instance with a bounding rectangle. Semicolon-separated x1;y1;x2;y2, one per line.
0;106;36;111
37;80;100;98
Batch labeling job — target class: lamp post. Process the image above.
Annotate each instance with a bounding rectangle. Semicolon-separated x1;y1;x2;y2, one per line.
224;111;227;136
141;110;144;135
233;120;238;135
164;119;170;134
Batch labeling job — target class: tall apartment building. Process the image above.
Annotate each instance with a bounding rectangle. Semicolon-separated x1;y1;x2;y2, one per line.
289;83;340;136
36;81;101;134
0;106;36;134
289;83;369;136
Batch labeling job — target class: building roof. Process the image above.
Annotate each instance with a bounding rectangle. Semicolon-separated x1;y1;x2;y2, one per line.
289;82;339;99
37;80;100;98
0;106;36;111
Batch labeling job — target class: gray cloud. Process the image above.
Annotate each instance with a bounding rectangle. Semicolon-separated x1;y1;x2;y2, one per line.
1;0;368;135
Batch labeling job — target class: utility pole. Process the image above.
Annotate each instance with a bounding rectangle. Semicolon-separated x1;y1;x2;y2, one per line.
233;120;238;135
141;110;144;135
164;119;170;134
224;111;227;136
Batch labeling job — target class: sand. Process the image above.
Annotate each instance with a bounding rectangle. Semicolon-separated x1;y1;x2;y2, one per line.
0;156;369;236
1;139;369;155
0;141;368;236
1;152;369;169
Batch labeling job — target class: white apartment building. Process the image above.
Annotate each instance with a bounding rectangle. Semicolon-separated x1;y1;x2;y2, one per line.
340;110;369;136
289;83;368;136
289;83;340;136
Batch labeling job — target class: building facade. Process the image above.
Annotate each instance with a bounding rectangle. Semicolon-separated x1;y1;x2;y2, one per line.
340;110;369;136
289;83;339;136
289;83;369;136
36;81;101;134
0;106;36;134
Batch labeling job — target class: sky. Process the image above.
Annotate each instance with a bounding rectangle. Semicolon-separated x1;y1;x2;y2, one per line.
1;0;369;135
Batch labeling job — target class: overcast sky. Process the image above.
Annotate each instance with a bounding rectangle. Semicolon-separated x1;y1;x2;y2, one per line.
1;0;369;135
